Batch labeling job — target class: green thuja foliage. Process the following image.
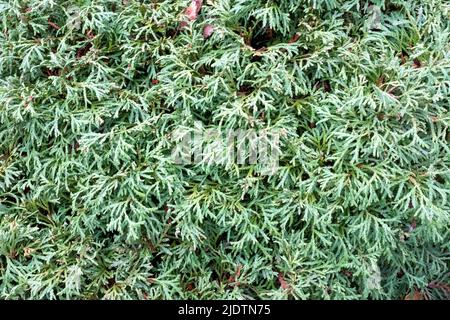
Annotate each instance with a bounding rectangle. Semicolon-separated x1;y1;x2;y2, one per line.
0;0;449;299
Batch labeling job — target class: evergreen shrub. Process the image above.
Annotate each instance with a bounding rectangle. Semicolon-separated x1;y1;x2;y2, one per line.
0;0;449;299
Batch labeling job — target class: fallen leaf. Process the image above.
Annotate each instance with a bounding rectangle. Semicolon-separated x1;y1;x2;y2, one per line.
186;283;194;291
48;20;60;30
228;265;242;286
203;24;214;39
288;33;300;43
405;289;424;300
185;0;203;21
413;58;422;68
278;273;290;290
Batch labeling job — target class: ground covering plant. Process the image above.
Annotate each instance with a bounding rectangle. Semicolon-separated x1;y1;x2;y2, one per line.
0;0;449;299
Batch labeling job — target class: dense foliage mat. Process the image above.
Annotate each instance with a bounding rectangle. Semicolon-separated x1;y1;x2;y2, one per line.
1;0;449;299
